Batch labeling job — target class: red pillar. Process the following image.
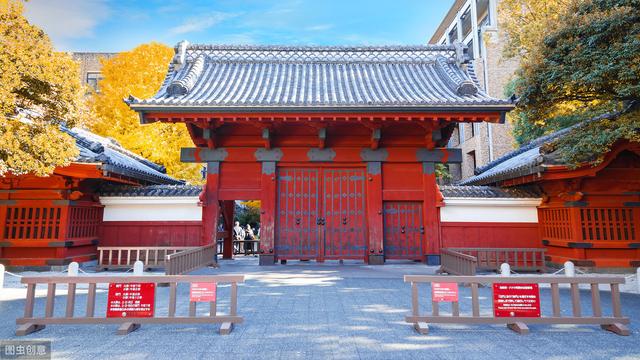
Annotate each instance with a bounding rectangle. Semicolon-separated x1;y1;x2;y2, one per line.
56;204;71;262
202;162;221;247
259;161;277;265
422;162;441;265
221;200;234;259
366;162;384;265
0;202;7;260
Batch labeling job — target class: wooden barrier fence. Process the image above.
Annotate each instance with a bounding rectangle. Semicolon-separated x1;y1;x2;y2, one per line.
165;244;218;275
16;275;244;336
405;275;630;336
440;249;477;276
441;248;546;275
98;247;192;270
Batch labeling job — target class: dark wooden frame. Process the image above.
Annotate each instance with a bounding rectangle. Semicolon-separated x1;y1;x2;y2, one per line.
405;275;630;336
165;244;218;275
441;248;547;275
16;275;244;336
97;246;193;270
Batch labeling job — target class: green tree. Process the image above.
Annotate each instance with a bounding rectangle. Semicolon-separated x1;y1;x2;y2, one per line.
506;0;640;165
235;201;261;230
89;43;203;183
0;1;86;176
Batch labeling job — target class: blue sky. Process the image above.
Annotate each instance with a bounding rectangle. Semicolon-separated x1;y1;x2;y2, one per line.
23;0;454;52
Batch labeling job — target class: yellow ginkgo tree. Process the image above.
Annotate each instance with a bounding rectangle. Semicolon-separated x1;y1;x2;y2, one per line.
89;43;204;184
0;1;86;176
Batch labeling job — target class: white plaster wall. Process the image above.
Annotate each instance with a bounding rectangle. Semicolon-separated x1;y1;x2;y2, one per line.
440;198;541;223
100;197;201;222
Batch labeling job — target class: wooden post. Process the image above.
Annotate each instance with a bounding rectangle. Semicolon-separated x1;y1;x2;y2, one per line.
259;161;277;265
221;201;234;260
202;162;221;247
422;162;440;264
366;162;384;265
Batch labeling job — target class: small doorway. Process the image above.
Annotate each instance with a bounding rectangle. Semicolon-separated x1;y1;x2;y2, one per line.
218;200;261;258
383;201;424;260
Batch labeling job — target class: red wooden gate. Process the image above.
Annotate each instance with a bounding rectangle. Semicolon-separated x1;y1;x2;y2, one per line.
275;168;366;261
323;169;367;259
383;202;424;260
276;168;321;258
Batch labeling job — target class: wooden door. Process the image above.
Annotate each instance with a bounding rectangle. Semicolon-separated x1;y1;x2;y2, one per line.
383;202;424;260
322;169;367;259
275;168;320;258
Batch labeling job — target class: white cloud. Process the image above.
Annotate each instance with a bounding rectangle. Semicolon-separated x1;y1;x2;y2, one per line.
304;24;333;32
169;12;238;35
23;0;110;42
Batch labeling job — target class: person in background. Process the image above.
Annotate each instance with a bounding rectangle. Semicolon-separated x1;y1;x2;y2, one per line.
245;225;255;240
233;221;244;254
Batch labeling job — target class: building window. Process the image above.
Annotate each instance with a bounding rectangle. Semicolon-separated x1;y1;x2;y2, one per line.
461;9;472;39
448;25;458;44
477;0;490;28
468;150;477;171
465;39;474;59
86;72;103;92
458;123;465;144
472;122;481;137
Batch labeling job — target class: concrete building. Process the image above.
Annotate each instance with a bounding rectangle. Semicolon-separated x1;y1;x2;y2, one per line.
429;0;519;181
71;52;117;93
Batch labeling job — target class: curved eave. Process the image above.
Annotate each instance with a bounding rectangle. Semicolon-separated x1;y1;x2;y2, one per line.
129;103;515;117
53;162;103;179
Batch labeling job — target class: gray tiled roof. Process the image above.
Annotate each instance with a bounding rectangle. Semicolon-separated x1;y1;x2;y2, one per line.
99;184;202;197
127;42;514;111
439;185;542;198
460;110;624;186
63;127;182;185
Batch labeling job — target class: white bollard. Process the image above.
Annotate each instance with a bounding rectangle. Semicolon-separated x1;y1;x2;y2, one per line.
67;262;79;277
564;261;575;277
636;268;640;294
0;264;4;289
500;263;511;277
133;261;144;276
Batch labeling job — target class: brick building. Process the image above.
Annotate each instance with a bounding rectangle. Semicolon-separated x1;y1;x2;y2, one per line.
429;0;519;181
71;52;117;93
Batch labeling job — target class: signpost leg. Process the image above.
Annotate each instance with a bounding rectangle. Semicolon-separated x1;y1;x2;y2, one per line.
601;323;630;336
117;322;141;335
16;324;45;336
507;322;529;335
414;322;429;335
220;322;234;335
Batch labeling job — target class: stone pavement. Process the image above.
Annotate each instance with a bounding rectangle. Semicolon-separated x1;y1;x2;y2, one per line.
0;257;639;359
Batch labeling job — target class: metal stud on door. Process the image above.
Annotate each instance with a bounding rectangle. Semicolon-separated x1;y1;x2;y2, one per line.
323;169;367;259
275;168;320;259
383;202;424;260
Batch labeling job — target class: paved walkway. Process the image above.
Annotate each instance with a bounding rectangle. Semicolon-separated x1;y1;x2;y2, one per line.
0;257;639;359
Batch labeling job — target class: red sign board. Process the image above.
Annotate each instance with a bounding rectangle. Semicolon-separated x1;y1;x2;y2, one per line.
432;282;459;302
107;283;155;318
190;282;217;302
493;283;541;318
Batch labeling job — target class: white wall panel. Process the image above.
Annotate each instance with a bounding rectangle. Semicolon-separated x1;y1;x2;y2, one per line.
101;197;201;222
440;198;541;223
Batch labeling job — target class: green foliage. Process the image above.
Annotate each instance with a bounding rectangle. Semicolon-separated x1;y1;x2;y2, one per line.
516;0;640;121
435;163;452;182
547;110;640;167
499;0;570;60
505;0;640;165
235;201;261;229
